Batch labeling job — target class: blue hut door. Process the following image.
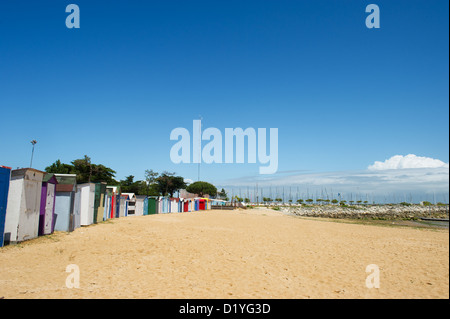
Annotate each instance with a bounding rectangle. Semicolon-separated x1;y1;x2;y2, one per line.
0;167;11;247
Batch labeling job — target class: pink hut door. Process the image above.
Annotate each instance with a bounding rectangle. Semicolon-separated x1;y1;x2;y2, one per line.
44;183;55;234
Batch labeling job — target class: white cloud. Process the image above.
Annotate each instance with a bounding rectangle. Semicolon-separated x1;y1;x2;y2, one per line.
368;154;449;170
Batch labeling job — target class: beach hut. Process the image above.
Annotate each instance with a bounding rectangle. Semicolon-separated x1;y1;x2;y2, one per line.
0;166;12;247
52;174;78;232
3;168;45;244
76;183;96;226
147;197;157;215
156;196;168;214
122;193;136;215
135;195;146;216
93;182;107;223
178;198;183;212
143;197;148;215
194;198;199;211
118;194;129;217
39;174;58;236
155;197;160;214
178;199;184;212
115;192;121;218
106;186;119;219
169;198;179;213
199;199;206;210
183;199;188;212
104;188;112;221
158;197;169;214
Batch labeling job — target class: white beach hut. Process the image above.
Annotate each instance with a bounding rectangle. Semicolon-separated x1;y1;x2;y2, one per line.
3;168;45;244
135;195;146;216
75;183;96;226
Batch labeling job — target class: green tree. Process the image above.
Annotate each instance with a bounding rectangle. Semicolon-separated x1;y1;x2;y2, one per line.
45;159;73;174
331;199;338;204
156;172;186;197
306;199;313;204
119;175;143;194
186;181;217;197
218;188;228;200
71;155;92;183
296;199;304;204
47;156;117;184
232;196;243;202
70;155;117;184
144;169;159;196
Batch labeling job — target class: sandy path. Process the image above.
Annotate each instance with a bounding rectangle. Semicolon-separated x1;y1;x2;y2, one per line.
0;208;448;299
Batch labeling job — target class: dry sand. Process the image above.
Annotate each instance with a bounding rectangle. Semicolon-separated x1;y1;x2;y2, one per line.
0;208;448;299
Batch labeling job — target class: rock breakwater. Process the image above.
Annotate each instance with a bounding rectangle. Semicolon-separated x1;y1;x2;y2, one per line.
282;205;449;220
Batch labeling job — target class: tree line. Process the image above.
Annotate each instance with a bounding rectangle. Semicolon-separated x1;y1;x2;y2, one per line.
45;156;224;198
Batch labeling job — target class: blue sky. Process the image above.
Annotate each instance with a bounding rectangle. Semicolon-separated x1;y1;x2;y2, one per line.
0;1;448;199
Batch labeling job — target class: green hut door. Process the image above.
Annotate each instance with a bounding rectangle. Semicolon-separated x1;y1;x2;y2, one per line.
93;183;101;223
148;198;156;215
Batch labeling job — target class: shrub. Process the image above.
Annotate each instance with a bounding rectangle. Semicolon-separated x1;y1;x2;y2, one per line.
400;202;411;206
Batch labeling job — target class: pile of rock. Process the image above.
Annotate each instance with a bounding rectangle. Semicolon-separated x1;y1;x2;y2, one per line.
282;205;449;220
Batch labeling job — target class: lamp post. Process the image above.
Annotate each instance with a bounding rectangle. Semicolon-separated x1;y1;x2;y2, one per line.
30;140;37;168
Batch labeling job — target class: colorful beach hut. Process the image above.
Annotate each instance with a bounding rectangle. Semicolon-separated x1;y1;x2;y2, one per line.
119;194;130;217
169;198;179;213
53;174;78;232
104;188;112;221
135;195;146;216
3;168;45;244
147;197;157;215
157;197;169;214
122;193;136;215
183;198;189;212
194;198;200;211
115;192;121;218
199;199;206;210
105;186;120;219
39;174;58;236
0;166;12;247
143;197;149;215
93;182;107;223
76;183;96;226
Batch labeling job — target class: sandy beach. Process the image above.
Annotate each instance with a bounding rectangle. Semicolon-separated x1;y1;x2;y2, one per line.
0;208;448;299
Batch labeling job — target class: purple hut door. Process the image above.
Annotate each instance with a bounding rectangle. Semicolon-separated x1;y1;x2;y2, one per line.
44;183;55;234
